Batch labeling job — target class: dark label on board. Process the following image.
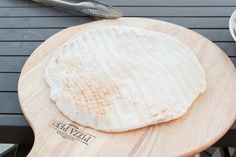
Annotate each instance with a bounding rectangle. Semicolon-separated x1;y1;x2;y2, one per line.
48;120;95;145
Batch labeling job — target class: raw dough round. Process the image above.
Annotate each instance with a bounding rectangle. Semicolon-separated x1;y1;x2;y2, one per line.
44;26;206;132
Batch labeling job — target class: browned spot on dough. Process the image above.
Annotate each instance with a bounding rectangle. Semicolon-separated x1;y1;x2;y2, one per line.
64;76;120;116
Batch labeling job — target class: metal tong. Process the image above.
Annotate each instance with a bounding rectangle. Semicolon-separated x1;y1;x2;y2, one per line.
33;0;122;19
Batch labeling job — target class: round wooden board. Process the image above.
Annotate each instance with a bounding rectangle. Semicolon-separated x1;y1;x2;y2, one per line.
18;17;236;157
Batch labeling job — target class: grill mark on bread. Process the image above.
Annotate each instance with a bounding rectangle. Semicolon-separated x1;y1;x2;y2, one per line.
78;81;119;115
64;76;120;116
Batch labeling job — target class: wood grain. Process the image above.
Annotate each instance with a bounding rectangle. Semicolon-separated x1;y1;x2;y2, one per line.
18;18;236;156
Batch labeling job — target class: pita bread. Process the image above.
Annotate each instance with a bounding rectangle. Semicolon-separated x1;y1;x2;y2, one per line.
44;26;206;132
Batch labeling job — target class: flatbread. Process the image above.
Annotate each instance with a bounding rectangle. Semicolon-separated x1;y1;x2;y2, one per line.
44;26;206;132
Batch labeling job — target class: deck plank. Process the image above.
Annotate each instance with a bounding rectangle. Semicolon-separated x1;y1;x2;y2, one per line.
0;93;21;114
0;42;41;56
0;17;229;29
0;114;34;144
0;7;235;17
0;42;235;57
0;57;27;72
0;57;236;92
0;29;233;42
0;57;236;73
0;73;19;91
